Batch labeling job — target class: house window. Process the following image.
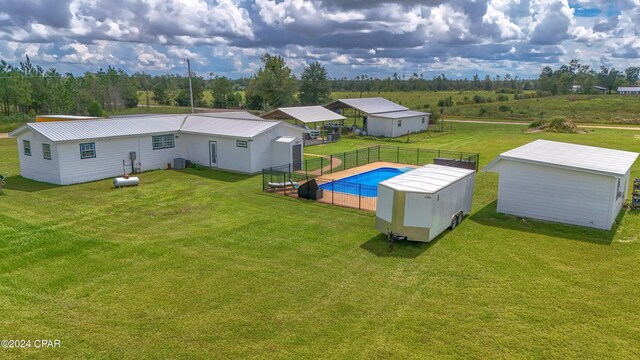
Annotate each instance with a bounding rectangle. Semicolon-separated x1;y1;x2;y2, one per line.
398;120;402;127
152;134;175;150
23;140;31;156
236;140;248;148
80;143;96;159
422;117;426;124
42;143;51;160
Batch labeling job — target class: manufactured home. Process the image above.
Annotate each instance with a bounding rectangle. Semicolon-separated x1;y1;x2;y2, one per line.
325;97;430;138
484;140;639;230
376;164;476;242
9;112;304;185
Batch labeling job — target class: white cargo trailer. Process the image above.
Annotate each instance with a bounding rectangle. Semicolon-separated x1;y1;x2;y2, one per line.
376;164;476;242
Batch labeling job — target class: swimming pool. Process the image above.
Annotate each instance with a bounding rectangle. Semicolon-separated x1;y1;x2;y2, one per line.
319;167;408;197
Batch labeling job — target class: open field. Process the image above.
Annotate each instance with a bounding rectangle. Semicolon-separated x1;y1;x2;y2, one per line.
1;123;640;358
335;91;640;124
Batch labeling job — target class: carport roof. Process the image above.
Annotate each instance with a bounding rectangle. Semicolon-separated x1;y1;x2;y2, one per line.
261;106;345;124
483;139;639;177
324;97;408;114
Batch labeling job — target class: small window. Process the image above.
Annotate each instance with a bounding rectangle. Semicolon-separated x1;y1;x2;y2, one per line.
152;134;175;150
397;120;402;127
23;140;31;156
422;117;426;124
617;178;623;199
236;140;248;148
80;142;96;159
42;143;51;160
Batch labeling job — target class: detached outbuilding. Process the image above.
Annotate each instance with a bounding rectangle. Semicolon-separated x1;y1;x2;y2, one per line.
324;97;430;138
10;112;304;185
376;164;476;242
484;140;639;230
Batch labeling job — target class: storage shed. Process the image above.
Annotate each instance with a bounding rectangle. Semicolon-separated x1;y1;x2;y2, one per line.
324;97;430;138
483;139;639;230
10;112;304;185
376;164;476;242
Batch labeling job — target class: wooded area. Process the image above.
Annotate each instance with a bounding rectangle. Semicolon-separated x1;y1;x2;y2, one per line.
0;55;638;118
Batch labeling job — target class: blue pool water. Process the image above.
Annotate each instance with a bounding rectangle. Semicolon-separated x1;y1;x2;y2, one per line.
320;167;406;197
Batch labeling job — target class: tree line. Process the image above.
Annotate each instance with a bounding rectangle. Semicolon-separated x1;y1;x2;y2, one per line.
0;55;638;117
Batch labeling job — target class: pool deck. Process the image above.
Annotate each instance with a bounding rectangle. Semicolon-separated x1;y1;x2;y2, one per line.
316;162;418;181
312;162;418;212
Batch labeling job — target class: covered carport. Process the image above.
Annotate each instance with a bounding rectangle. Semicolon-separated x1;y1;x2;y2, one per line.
324;97;408;134
261;106;346;145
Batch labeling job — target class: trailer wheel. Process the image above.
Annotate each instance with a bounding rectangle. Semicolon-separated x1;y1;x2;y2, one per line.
450;215;458;230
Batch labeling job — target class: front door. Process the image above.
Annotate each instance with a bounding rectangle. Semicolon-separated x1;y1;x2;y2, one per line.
292;144;302;171
209;141;217;167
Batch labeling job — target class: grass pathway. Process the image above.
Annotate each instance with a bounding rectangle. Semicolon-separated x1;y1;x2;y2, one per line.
305;153;343;174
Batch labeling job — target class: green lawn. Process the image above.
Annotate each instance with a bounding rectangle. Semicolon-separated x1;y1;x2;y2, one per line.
334;91;640;124
1;123;640;358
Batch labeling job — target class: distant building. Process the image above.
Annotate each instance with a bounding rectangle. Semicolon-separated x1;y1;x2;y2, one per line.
617;86;640;95
593;86;607;94
324;97;430;138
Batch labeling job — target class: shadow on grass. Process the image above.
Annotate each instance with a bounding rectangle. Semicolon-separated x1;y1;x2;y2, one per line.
176;167;254;183
469;201;617;245
3;176;59;192
361;233;442;259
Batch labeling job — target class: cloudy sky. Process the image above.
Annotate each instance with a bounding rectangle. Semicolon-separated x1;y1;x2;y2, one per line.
0;0;638;79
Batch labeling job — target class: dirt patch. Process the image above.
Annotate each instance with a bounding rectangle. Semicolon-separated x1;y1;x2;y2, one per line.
0;133;8;139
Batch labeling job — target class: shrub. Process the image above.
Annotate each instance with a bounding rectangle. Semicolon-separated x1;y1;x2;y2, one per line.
479;106;490;115
528;120;547;128
437;98;453;107
473;95;487;103
496;94;509;102
498;105;512;112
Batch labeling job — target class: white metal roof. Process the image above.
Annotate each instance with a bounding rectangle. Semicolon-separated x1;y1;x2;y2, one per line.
10;111;300;142
261;106;345;123
379;164;475;193
326;97;408;114
10;115;186;142
371;110;430;119
180;115;282;138
617;86;640;92
483;139;639;177
37;115;101;120
274;136;298;143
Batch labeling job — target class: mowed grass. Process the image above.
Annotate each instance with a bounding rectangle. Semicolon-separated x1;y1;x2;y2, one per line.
1;123;640;358
334;91;640;124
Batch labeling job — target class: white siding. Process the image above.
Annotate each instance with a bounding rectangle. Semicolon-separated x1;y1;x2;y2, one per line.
429;174;475;241
404;192;432;228
493;161;615;229
367;115;428;137
181;134;251;173
376;185;394;222
16;131;61;184
57;134;181;185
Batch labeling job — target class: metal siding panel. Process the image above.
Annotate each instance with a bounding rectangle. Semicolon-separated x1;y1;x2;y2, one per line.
376;185;394;222
404;192;431;228
496;161;613;229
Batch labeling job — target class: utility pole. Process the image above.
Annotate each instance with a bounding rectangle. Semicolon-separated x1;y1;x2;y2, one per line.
185;58;195;113
440;107;445;132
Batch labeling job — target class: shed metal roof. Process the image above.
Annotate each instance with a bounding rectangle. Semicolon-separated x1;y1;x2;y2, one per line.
325;97;408;114
380;164;475;193
617;86;640;92
261;106;345;123
483;139;639;177
10;112;298;142
371;110;430;119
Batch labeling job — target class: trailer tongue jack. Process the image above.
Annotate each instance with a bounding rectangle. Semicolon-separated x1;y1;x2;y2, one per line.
387;232;406;252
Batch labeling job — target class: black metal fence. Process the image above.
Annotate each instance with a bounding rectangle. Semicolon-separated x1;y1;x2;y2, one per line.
262;145;479;211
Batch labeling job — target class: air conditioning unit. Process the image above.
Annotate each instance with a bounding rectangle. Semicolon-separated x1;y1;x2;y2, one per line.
173;158;186;170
